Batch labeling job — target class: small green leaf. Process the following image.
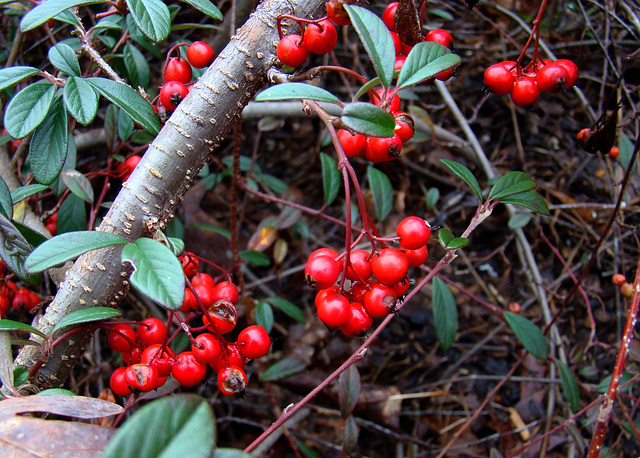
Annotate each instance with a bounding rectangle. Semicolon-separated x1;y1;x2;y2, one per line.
425;187;439;210
12;220;48;248
25;231;127;273
438;228;453;248
397;42;460;88
29;96;69;185
117;108;134;141
0;213;40;285
103;394;215;458
64;76;99;125
617;134;636;173
489;172;536;200
167;237;184;257
432;277;457;350
188;223;230;239
178;0;222;20
0;178;12;219
57;193;87;234
345;5;395;87
48;43;80;76
10;184;48;205
52;307;123;335
60;170;94;203
341;102;395;138
353;76;382;102
338;365;361;419
0;66;39;92
13;365;29;386
343;415;358;455
37;388;77;396
266;297;305;323
255;301;274;334
320;152;340;206
500;191;550;216
556;360;579;412
239;250;271;266
367;166;393;222
20;0;105;31
597;372;633;394
125;0;171;42
4;81;56;139
255;83;341;104
439;159;483;201
256;173;288;195
124;44;150;88
121;238;185;311
260;357;306;381
0;319;47;339
508;213;531;230
504;311;548;359
446;237;469;250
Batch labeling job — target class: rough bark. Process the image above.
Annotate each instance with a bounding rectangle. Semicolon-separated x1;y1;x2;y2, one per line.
14;0;326;389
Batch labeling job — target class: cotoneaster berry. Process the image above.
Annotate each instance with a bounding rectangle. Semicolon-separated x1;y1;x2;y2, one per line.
180;252;200;277
0;296;9;318
159;80;189;111
172;351;207;387
397;216;431;250
337;129;367;158
371;248;409;286
218;365;247;396
192;333;222;364
363;284;397;318
326;0;351;26
110;367;132;397
349;281;370;303
372;88;401;112
124;363;158;392
237;325;271;359
276;34;309;68
392;279;410;297
210;344;246;373
107;323;137;353
390;31;402;55
621;282;633;298
612;274;626;286
164;57;192;84
186;41;215;68
404;245;428;267
484;63;515;95
382;2;398;31
609;145;620;159
425;29;453;48
121;347;142;365
305;254;340;289
141;344;175;377
341;302;373;337
202;301;238;334
364;134;402;162
181;288;198;312
193;284;215;308
393;112;415;143
345;250;373;281
315;289;350;328
212;281;239;304
137;318;167;346
304;20;337;55
116;155;142;181
555;59;578;88
536;63;568;93
191;273;216;289
394;56;406;72
510;77;540;106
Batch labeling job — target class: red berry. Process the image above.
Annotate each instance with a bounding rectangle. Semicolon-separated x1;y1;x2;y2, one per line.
164;57;192;84
107;323;136;353
612;274;626;286
309;247;339;263
202;301;238;334
140;344;175;377
124;363;158;392
372;88;401;112
315;289;350;328
116;155;142;181
218;365;247;396
212;281;239;304
402;42;414;56
44;213;58;236
110;367;131;397
305;255;340;289
172;351;207;387
304;20;337;55
121;347;142;365
193;284;215;308
210;344;246;373
555;59;578;88
371;248;409;286
345;250;373;281
404;245;428;267
191;273;216;290
576;128;591;143
349;281;370;303
621;282;633;298
137;318;167;346
364;134;402;162
181;288;199;313
397;216;431;250
510;77;540;106
237;325;271;359
394;56;407;72
192;333;222;364
393;112;415;143
337;129;367;158
483;63;515;95
425;29;453;48
159;80;189;111
341;302;373;337
436;68;455;81
382;2;398;31
186;41;215;68
326;1;351;26
179;252;200;277
536;63;568;93
499;60;519;77
390;31;402;56
277;34;309;68
0;296;9;318
609;145;620;159
363;283;397;318
392;278;411;297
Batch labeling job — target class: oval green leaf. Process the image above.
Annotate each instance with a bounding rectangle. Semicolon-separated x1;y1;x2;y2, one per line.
30;96;69;185
64;76;99;125
0;213;40;285
367;166;393;222
397;42;460;88
48;43;80;76
488;171;536;200
52;307;122;335
125;0;171;42
61;170;94;203
556;359;579;412
504;311;548;360
341;102;395;138
255;83;340;104
20;0;105;31
178;0;222;21
508;213;531;230
338;365;361;419
239;250;271;267
37;388;77;396
0;319;47;339
438;228;454;248
260;357;306;381
124;44;150;88
121;238;185;311
320;152;340;206
57;193;87;234
10;184;48;205
0;66;39;92
0;178;12;219
432;277;457;350
103;394;215;458
500;191;550;216
446;237;469;250
4;81;56;139
265;297;305;323
255;301;274;334
439;159;483;202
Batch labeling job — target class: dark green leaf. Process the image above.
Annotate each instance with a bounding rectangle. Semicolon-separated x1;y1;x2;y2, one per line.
293;439;321;458
92;14;123;31
432;277;457;349
255;83;340;104
124;0;171;42
121;238;185;311
0;213;40;285
124;43;150;88
439;159;483;201
345;5;395;87
617;134;636;173
256;173;288;194
500;191;550;216
53;8;81;26
12;220;48;248
266;297;305;323
0;66;39;92
64;76;99;125
397;42;460;88
61;169;93;204
320;152;340;206
0;319;47;339
167;237;185;257
187;223;230;239
508;213;531;230
37;388;77;396
338;365;361;419
341;102;395;138
117;107;134;141
0;178;12;219
488;172;536;200
10;184;48;204
255;301;274;334
52;307;122;335
57;193;87;234
367;166;393;221
13;365;29;386
239;250;271;267
29;96;69;185
87;77;160;135
21;0;105;31
178;0;222;20
504;311;548;359
25;231;126;273
556;360;579;412
103;394;215;458
446;237;469;250
343;415;359;455
352;76;382;102
597;372;633;394
48;43;80;76
438;228;453;248
4;81;56;139
260;357;306;381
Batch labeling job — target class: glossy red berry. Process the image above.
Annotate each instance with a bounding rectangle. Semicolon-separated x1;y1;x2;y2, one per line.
186;41;215;68
191;273;216;290
555;59;578;88
576;128;591;143
341;302;373;337
308;248;339;262
172;351;207;387
536;63;568;93
121;347;142;365
393;112;415;143
137;318;167;346
425;29;453;48
210;344;246;373
372;88;401;112
382;2;398;31
116;155;142;181
609;145;620;159
484;63;515;95
193;284;215;308
44;213;58;236
107;323;136;353
12;289;37;312
202;301;238;334
159;80;189;111
179;252;200;277
394;56;407;72
304;20;337;55
364;134;402;162
124;363;159;392
237;325;271;359
397;216;431;250
390;31;402;55
349;281;370;303
315;289;350;328
510;77;540;106
404;245;428;267
337;129;367;158
140;344;175;377
305;254;340;289
212;281;239;304
164;57;192;84
0;296;9;318
363;283;397;318
181;288;198;313
218;365;247;396
345;250;373;281
192;333;223;364
392;278;411;297
277;34;309;68
436;68;455;81
371;248;409;286
110;367;131;397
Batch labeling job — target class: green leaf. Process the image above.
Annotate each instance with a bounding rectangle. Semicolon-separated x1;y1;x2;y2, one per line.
255;301;274;334
556;359;579;412
87;77;160;135
504;311;548;359
13;365;29;386
500;191;550;216
445;237;469;250
25;231;127;273
367;166;393;221
255;83;340;104
57;193;87;234
121;238;185;311
260;357;306;381
12;220;48;248
167;237;185;257
178;0;222;20
117;108;134;141
0;178;12;219
124;43;150;88
352;76;382;103
20;0;105;31
266;297;305;323
125;0;171;42
508;213;531;230
239;250;271;267
345;5;395;87
597;372;633;394
0;319;47;339
0;213;40;285
341;102;395;138
4;81;56;139
438;228;453;248
52;307;122;335
29;96;69;185
439;159;483;201
103;394;215;458
0;66;39;92
64;76;99;125
397;42;460;88
188;223;230;239
37;388;77;396
61;170;94;204
432;277;457;350
617;134;636;173
10;184;48;205
488;172;536;200
338;365;361;419
48;43;80;76
425;187;439;210
320;152;340;206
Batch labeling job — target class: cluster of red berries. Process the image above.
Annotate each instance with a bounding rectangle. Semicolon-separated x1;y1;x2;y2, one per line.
306;216;430;335
0;262;40;317
612;273;633;298
276;18;338;68
159;41;215;111
483;58;578;106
